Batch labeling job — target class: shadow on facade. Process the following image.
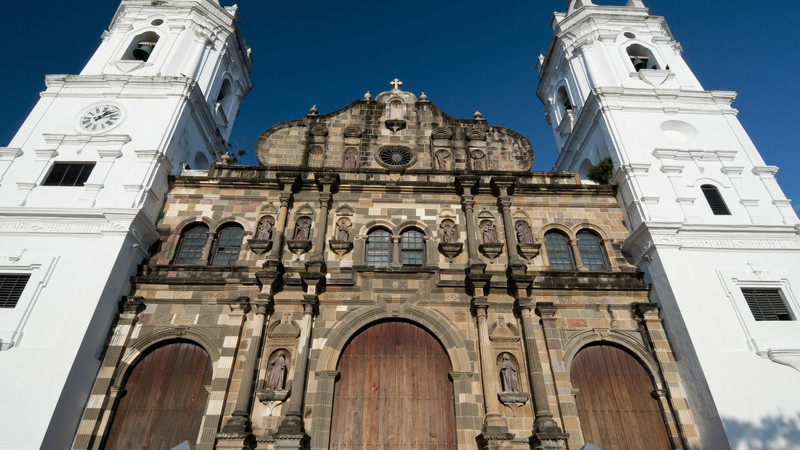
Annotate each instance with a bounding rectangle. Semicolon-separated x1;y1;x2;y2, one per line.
724;413;800;450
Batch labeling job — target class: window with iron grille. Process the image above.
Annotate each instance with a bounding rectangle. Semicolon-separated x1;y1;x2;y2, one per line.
701;184;731;215
741;289;793;321
210;224;244;267
366;229;391;267
174;224;209;265
42;162;95;187
400;229;425;266
545;231;575;270
0;274;30;308
576;230;608;271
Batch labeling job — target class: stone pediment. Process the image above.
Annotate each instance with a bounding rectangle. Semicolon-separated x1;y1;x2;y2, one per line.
255;82;534;172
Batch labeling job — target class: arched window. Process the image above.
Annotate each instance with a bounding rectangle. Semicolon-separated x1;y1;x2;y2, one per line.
545;231;575;270
626;44;660;71
366;229;391;267
173;224;209;265
401;229;425;266
577;230;608;271
123;31;160;62
209;224;244;266
701;184;731;215
555;86;573;124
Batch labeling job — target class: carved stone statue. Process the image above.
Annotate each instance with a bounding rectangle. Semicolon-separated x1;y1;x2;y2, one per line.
473;157;483;170
336;218;351;241
482;221;497;244
436;152;448;170
256;217;274;240
440;221;456;243
500;354;520;393
515;221;532;244
344;150;357;169
267;351;287;390
295;218;311;240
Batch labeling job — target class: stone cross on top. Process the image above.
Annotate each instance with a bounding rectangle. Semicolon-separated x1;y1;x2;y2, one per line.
390;78;403;90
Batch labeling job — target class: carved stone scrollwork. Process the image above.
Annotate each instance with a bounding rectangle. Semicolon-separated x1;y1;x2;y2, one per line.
286;239;311;256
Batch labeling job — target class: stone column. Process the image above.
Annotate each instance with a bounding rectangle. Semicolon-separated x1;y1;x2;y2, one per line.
200;230;216;263
456;176;483;268
268;175;299;264
183;34;210;80
390;235;402;268
308;175;337;272
514;297;568;449
219;298;274;442
276;292;319;448
568;239;586;271
491;177;525;271
471;295;512;444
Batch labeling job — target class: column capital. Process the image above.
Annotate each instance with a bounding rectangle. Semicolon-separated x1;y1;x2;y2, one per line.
491;176;516;196
535;302;558;319
635;302;661;320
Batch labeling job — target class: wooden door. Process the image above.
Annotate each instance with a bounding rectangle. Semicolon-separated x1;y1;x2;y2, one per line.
104;341;212;450
571;344;672;449
330;321;457;449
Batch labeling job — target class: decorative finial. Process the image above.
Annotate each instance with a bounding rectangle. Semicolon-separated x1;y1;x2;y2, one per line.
390;78;403;91
419;92;428;101
364;91;372;100
474;110;482;119
309;105;318;115
221;151;232;164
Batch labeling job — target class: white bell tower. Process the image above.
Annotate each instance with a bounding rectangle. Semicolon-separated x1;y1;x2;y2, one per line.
538;1;800;448
0;1;252;448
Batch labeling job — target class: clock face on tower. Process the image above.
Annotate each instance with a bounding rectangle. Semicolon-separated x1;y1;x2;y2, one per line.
79;105;122;132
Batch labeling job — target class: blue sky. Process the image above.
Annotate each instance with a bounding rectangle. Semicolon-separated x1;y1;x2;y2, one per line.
3;0;799;213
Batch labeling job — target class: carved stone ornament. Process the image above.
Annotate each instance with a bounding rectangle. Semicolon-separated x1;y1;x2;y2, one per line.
247;238;273;255
286;239;311;256
257;388;290;403
385;119;406;133
329;240;353;258
438;242;463;262
479;243;504;262
498;391;530;405
517;242;542;261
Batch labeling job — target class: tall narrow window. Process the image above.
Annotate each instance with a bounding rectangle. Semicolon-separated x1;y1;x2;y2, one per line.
577;230;608;271
42;162;95;187
701;185;731;215
545;231;575;270
210;224;244;266
173;224;209;265
0;275;30;308
741;289;793;321
366;229;391;267
401;229;425;266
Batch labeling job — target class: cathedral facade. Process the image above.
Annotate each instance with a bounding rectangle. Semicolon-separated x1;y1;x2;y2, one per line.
72;86;700;449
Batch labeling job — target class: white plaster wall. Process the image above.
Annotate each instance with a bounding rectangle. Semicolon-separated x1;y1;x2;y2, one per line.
0;232;142;449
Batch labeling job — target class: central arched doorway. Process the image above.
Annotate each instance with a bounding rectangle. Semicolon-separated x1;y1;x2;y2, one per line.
330;320;457;449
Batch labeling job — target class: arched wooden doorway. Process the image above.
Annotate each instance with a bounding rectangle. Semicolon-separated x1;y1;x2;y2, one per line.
571;344;672;449
330;321;457;449
104;341;212;449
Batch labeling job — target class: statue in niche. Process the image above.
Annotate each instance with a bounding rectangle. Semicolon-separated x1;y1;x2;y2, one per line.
389;100;404;120
267;350;287;390
500;354;520;393
473;156;484;170
440;221;456;243
344;149;357;169
436;152;448;170
482;221;497;244
515;221;532;244
256;217;274;240
295;218;311;240
336;218;351;241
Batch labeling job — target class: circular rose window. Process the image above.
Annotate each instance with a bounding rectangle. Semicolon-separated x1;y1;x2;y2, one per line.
379;148;412;166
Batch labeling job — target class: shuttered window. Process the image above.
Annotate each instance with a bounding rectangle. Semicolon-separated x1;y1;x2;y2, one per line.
43;163;95;187
701;184;731;215
0;275;30;308
742;289;793;321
